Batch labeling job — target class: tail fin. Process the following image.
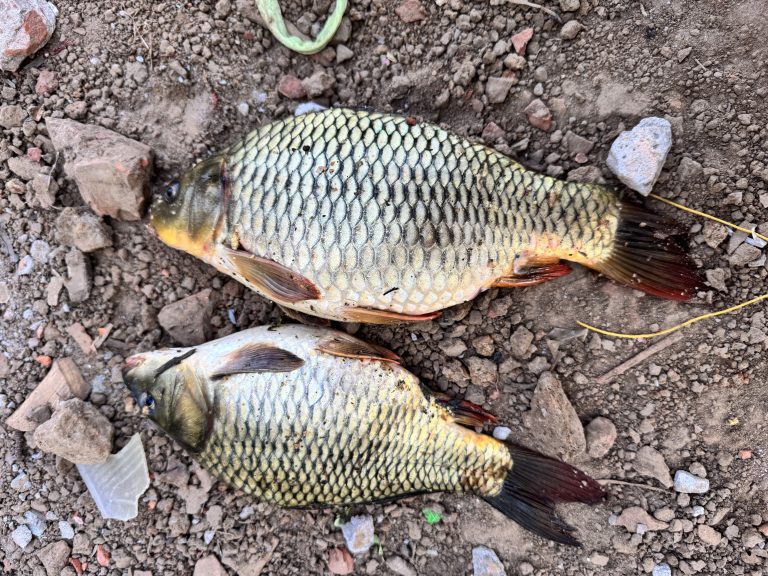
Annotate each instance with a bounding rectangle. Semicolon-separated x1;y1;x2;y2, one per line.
483;444;604;546
593;201;700;301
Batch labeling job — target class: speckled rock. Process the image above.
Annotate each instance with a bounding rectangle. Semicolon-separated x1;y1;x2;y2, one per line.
606;117;672;196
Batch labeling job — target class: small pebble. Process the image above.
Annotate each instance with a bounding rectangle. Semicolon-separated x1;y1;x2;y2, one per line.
12;525;33;549
59;521;75;540
472;546;506;576
652;563;672;576
492;426;511;441
674;470;710;494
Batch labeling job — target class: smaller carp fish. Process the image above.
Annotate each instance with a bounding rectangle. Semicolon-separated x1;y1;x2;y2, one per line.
150;108;698;324
124;325;603;544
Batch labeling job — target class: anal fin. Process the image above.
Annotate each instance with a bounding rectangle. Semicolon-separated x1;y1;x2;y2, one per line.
222;247;321;304
345;306;441;325
493;262;572;288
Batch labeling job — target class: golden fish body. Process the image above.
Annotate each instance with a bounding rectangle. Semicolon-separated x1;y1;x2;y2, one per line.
123;325;602;544
151;109;696;323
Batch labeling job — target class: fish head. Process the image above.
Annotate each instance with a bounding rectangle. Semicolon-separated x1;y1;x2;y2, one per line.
150;154;227;258
123;349;212;452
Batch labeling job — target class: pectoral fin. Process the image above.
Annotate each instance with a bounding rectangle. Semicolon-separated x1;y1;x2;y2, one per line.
211;343;305;379
345;306;441;325
317;333;401;364
222;247;321;304
430;389;498;427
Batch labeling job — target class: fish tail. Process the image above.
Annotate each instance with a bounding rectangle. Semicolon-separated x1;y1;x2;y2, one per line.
483;444;604;546
590;201;700;301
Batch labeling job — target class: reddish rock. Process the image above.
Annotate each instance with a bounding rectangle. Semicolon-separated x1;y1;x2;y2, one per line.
395;0;427;23
45;118;153;221
524;98;553;131
277;75;306;100
35;69;58;95
481;122;505;142
27;147;42;162
0;0;58;72
511;27;534;55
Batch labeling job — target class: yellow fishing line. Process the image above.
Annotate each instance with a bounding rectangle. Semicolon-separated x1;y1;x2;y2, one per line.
577;294;768;339
578;195;767;339
649;193;768;243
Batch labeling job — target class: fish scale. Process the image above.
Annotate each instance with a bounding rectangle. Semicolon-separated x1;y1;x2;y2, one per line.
221;108;616;318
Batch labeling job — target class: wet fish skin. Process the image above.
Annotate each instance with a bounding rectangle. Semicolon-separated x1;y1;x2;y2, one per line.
150;109;697;323
123;325;603;544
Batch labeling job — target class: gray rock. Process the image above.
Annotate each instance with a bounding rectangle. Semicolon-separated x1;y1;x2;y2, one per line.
705;268;728;292
510;326;534;359
30;240;51;263
33;398;114;464
472;546;506;576
492;426;511;441
523;372;586;459
23;510;47;537
698;524;722;546
301;70;335;98
126;61;149;83
634;446;673;488
453;59;476;86
11;525;33;549
58;521;74;540
560;20;583;40
464;356;498;387
559;0;580;11
16;255;34;275
564;131;595;156
0;0;57;72
7;156;43;181
729;243;762;267
677;157;703;181
386;556;417;576
341;515;375;555
46;118;153;221
158;289;217;346
674;470;710;494
503;53;526;70
486;76;517;104
652;563;672;576
55;208;113;252
36;541;71;576
0;104;27;128
193;555;227;576
11;473;32;491
607;117;672;196
336;44;354;63
585;416;616;458
65;248;91;303
439;338;467;357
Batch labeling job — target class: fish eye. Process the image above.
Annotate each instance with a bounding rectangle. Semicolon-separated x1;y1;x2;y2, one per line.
141;392;156;416
163;181;180;203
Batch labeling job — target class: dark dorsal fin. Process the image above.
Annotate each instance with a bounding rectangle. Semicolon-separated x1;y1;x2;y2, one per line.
211;343;305;379
222;247;321;304
316;333;401;364
430;390;499;427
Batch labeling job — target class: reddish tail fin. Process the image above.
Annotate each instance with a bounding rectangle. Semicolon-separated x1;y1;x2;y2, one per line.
593;202;700;301
483;444;604;546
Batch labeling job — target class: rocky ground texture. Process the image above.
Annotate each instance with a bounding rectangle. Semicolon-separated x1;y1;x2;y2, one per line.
2;0;768;574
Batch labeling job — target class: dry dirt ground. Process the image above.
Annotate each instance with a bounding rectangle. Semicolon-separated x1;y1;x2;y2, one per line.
2;0;768;574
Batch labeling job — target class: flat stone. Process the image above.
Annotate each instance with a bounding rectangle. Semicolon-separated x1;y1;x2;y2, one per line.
615;506;669;533
523;372;586;460
34;398;114;464
65;248;91;303
55;207;113;252
674;470;709;494
509;326;534;359
193;555;227;576
524;98;552;131
277;75;306;99
46;118;153;221
634;446;673;488
36;541;71;576
386;556;417;576
0;104;27;128
472;546;506;576
464;356;498;387
7;155;43;181
301;70;335;98
698;525;722;546
158;289;217;346
511;28;533;55
395;0;427;23
607;117;672;196
486;76;517;104
560;20;583;40
11;525;33;549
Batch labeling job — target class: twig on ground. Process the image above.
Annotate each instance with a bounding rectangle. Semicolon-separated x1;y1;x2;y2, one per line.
509;0;562;23
595;332;684;385
597;479;669;494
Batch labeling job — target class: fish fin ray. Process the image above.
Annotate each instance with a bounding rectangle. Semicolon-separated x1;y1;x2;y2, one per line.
345;306;441;325
493;262;572;288
222;247;321;304
317;333;402;364
211;343;305;378
278;304;331;327
430;390;498;427
483;444;604;546
590;201;700;301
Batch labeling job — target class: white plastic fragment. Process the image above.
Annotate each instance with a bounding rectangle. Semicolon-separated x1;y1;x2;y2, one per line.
294;102;328;116
77;434;150;521
746;230;767;249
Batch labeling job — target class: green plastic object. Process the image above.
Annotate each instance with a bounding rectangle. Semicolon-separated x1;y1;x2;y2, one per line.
256;0;348;55
422;508;442;525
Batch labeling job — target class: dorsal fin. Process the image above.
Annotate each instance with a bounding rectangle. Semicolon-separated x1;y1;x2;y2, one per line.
221;247;321;304
211;343;304;379
430;389;498;427
316;333;401;364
